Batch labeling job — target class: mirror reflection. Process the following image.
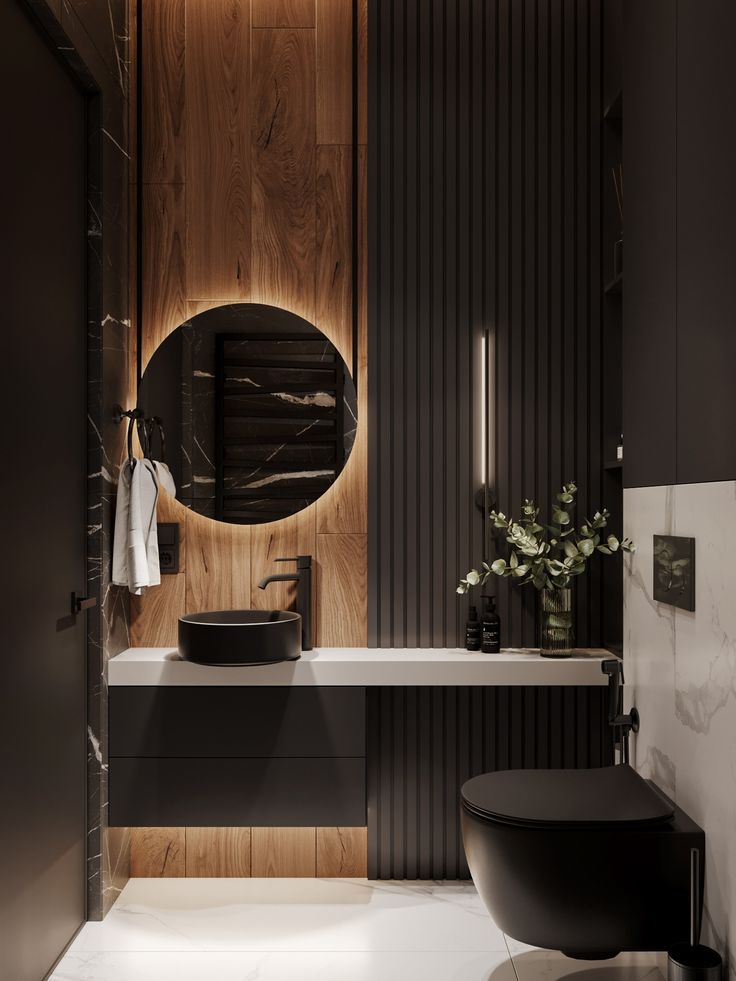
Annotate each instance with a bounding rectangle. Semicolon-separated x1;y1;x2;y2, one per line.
138;303;357;525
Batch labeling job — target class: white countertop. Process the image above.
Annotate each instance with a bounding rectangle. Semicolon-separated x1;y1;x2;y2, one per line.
109;647;617;687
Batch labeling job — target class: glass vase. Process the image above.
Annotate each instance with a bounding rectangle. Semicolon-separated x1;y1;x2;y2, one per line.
539;588;574;658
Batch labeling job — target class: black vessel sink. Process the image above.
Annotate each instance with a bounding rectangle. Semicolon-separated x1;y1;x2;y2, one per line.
178;610;302;666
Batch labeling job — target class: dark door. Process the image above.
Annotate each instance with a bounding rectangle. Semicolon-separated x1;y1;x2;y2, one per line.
0;3;88;978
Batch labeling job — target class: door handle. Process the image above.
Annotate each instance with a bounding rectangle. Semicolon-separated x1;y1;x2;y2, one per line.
71;592;97;615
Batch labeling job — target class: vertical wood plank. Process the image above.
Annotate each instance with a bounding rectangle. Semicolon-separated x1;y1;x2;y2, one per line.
142;182;186;370
251;28;316;322
251;828;316;877
250;509;316;612
316;827;368;876
316;0;353;144
252;0;315;28
316;145;352;361
186;511;250;612
130;573;186;647
130;828;185;877
186;0;251;300
316;533;367;646
357;0;368;145
142;0;185;183
185;827;251;876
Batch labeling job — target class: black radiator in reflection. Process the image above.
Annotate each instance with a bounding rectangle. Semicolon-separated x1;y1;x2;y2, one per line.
367;686;613;879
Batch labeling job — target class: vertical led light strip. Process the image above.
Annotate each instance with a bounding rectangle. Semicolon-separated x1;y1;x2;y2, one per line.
482;327;495;563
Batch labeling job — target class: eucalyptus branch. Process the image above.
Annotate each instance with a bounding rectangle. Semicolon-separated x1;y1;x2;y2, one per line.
457;481;636;594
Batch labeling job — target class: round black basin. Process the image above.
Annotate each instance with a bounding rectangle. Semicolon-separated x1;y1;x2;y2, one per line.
178;610;302;666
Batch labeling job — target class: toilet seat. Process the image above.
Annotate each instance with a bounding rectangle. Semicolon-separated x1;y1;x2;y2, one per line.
461;764;674;829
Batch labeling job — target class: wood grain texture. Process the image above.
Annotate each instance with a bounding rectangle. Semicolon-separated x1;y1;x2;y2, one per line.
316;534;367;646
130;827;185;877
316;0;353;144
130;572;185;647
316;827;368;877
142;182;186;371
185;827;251;876
249;509;315;613
142;0;185;182
186;510;252;612
251;28;316;322
186;0;250;300
316;146;352;362
358;0;367;145
157;487;186;571
252;0;315;28
251;827;316;877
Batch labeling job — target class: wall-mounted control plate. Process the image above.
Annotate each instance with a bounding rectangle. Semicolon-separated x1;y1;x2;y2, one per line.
653;535;695;611
158;523;180;575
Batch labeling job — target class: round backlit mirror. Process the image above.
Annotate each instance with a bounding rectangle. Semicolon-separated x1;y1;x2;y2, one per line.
138;303;357;525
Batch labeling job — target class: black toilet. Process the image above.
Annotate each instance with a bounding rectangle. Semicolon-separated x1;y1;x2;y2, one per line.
461;764;705;960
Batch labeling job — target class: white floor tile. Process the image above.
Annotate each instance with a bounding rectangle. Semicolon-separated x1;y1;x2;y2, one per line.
67;879;507;955
51;948;517;981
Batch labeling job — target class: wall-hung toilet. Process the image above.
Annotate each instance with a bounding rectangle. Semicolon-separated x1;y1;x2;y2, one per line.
461;764;705;959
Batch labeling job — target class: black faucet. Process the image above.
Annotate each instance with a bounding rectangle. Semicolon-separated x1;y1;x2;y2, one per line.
258;555;312;651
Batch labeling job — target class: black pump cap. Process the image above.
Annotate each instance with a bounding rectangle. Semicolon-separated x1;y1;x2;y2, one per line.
481;594;496;613
468;605;479;621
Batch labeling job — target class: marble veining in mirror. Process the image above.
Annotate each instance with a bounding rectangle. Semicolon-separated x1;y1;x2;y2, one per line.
138;303;358;525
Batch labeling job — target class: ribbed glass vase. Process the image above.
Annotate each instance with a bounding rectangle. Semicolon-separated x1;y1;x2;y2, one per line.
539;588;574;658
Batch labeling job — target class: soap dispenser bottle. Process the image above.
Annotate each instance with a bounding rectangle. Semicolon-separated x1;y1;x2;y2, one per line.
481;595;501;653
465;606;481;651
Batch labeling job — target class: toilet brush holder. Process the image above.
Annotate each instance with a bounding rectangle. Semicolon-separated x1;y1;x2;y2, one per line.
667;848;722;981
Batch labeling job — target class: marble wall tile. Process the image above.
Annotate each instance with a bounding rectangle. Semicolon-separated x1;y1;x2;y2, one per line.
27;0;133;920
624;481;736;973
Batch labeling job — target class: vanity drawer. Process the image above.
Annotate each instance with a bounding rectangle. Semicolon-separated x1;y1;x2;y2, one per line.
109;756;366;827
109;686;366;758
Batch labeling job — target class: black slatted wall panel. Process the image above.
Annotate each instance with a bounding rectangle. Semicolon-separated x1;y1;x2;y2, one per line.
367;685;612;879
368;0;607;648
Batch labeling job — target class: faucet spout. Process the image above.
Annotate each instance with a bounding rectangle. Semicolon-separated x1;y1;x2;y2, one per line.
258;573;298;590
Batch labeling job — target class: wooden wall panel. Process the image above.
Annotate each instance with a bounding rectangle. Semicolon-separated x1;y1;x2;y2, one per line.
142;0;185;183
134;0;368;871
185;827;251;877
316;827;368;877
316;0;353;144
130;827;185;877
251;28;316;322
251;828;317;877
141;183;186;370
316;534;367;646
316;146;352;362
186;0;251;300
130;572;185;647
252;0;315;28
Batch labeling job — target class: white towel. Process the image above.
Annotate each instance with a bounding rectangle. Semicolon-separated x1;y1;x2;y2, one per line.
112;458;161;594
153;460;177;498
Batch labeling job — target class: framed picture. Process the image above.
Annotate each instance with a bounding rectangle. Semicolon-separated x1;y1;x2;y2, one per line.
653;535;695;612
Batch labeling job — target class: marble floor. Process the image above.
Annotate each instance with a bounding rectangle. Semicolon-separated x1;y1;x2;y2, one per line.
51;879;665;981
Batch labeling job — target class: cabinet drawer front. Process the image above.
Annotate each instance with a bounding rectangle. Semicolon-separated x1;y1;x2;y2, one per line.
110;686;366;758
109;757;366;827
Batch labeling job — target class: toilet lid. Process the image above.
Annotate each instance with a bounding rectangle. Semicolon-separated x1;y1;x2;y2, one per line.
461;765;675;828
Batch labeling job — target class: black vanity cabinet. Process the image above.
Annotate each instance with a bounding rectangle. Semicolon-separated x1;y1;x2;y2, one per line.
109;687;366;826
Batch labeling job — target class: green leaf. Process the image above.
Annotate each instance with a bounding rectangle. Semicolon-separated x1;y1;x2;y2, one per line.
563;540;579;558
466;569;481;585
578;539;595;557
510;551;519;569
607;535;620;552
491;559;507;574
597;545;613;555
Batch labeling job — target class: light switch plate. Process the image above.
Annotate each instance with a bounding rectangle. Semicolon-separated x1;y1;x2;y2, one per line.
653;535;695;611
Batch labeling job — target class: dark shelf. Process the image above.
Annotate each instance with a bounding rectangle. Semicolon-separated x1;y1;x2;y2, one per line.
603;460;623;471
605;272;623;296
604;90;622;123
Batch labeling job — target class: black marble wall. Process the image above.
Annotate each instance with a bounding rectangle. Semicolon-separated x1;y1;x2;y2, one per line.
25;0;134;919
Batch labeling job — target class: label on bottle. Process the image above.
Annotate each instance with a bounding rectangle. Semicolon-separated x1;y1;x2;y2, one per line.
482;624;500;652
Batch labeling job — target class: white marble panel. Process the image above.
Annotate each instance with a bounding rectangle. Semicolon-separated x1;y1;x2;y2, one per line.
624;480;736;971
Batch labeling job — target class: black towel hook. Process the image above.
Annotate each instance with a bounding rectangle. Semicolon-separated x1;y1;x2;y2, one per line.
113;404;145;466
